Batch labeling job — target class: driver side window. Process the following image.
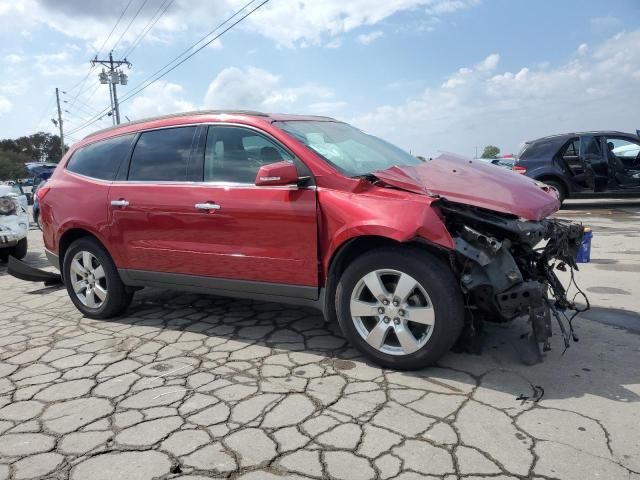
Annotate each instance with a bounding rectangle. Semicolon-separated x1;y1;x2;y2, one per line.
204;126;295;183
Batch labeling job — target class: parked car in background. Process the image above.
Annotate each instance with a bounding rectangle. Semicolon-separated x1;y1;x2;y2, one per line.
479;157;515;170
39;110;583;369
32;172;53;230
0;183;29;260
513;130;640;203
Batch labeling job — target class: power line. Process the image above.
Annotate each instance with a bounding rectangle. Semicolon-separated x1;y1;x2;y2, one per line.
121;0;267;104
122;0;175;59
63;92;101;114
66;0;268;136
97;0;135;57
32;94;56;132
111;0;151;54
65;0;135;117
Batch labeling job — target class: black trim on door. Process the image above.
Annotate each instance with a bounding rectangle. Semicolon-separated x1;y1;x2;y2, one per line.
118;269;322;309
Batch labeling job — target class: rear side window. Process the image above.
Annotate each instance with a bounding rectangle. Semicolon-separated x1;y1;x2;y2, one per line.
561;139;579;158
128;127;198;181
66;134;135;180
518;140;555;160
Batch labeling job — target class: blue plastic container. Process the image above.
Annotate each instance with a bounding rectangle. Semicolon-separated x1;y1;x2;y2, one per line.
576;227;592;263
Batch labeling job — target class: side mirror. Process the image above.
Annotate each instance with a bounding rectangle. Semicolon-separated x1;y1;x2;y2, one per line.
255;161;299;187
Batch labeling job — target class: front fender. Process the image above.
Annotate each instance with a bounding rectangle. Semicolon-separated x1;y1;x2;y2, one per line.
319;187;454;274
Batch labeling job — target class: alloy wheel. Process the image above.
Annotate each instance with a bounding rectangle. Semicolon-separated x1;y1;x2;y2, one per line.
350;269;435;356
69;251;108;309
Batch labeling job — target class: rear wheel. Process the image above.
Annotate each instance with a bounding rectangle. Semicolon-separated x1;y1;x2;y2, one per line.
63;237;133;319
335;247;464;370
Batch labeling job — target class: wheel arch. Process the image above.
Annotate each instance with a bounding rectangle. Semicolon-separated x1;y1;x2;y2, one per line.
322;234;451;323
58;228;110;278
534;174;570;202
535;174;570;193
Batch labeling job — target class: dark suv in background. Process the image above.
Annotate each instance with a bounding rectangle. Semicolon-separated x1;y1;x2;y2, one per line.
513;130;640;203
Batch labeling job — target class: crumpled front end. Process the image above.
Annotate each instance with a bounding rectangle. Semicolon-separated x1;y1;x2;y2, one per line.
438;199;587;363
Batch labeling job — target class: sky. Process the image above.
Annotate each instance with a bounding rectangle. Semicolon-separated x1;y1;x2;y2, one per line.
0;0;639;158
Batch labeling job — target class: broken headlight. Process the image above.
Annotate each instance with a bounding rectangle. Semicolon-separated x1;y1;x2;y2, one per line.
0;196;16;215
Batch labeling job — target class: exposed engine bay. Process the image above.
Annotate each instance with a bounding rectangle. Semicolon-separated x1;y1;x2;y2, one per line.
438;199;589;364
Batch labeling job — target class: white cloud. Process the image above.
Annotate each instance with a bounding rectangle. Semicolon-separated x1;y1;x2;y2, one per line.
441;54;499;88
126;81;195;120
357;30;384;45
0;96;12;114
4;54;23;64
351;30;640;157
33;51;88;78
203;66;336;112
0;0;479;52
577;43;588;56
590;16;622;31
239;0;477;47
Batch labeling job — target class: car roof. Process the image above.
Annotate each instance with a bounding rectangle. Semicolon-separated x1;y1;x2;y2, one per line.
83;110;337;141
526;130;638;144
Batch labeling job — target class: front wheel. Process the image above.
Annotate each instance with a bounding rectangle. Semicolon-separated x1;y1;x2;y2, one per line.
335;247;464;370
63;237;133;319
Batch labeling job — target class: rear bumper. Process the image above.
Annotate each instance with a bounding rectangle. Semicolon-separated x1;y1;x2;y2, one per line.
45;249;60;270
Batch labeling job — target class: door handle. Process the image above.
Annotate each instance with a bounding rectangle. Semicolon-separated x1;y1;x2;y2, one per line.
195;202;221;211
110;199;129;207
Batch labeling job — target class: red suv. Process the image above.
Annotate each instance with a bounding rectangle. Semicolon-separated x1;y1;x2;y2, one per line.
40;111;583;369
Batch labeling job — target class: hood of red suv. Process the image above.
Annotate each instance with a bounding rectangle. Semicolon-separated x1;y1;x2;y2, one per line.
372;153;560;221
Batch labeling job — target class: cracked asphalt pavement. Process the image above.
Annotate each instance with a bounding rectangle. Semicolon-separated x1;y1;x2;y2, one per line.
0;202;639;480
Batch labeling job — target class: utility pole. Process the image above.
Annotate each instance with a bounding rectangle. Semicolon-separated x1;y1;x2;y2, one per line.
92;51;131;125
54;87;64;159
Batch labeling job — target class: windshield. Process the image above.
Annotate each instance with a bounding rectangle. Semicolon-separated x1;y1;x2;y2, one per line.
274;120;421;176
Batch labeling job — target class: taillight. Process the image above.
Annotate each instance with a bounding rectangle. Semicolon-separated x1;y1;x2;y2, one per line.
512;165;527;174
36;186;51;202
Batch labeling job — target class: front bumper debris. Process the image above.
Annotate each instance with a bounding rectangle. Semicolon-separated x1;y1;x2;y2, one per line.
7;256;62;286
439;200;588;364
0;208;28;248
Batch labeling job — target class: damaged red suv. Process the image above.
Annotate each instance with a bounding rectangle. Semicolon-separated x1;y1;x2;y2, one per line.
40;111;583;369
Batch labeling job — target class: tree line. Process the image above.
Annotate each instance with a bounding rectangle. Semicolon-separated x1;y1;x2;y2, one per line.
0;132;66;180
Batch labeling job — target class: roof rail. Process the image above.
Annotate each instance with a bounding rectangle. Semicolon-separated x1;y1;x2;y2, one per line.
83;110;269;139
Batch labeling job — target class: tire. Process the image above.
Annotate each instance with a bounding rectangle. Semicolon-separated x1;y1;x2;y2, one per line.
543;179;566;205
63;237;133;319
335;246;464;370
11;238;28;260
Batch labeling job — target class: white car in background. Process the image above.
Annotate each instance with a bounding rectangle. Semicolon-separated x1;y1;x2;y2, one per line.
0;184;29;261
612;143;640;158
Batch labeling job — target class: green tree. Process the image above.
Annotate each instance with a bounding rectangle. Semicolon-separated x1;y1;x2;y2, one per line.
0;150;30;181
481;145;501;159
0;132;65;163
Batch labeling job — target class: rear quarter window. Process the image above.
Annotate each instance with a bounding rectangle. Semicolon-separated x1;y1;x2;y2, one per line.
518;139;559;161
66;134;136;181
